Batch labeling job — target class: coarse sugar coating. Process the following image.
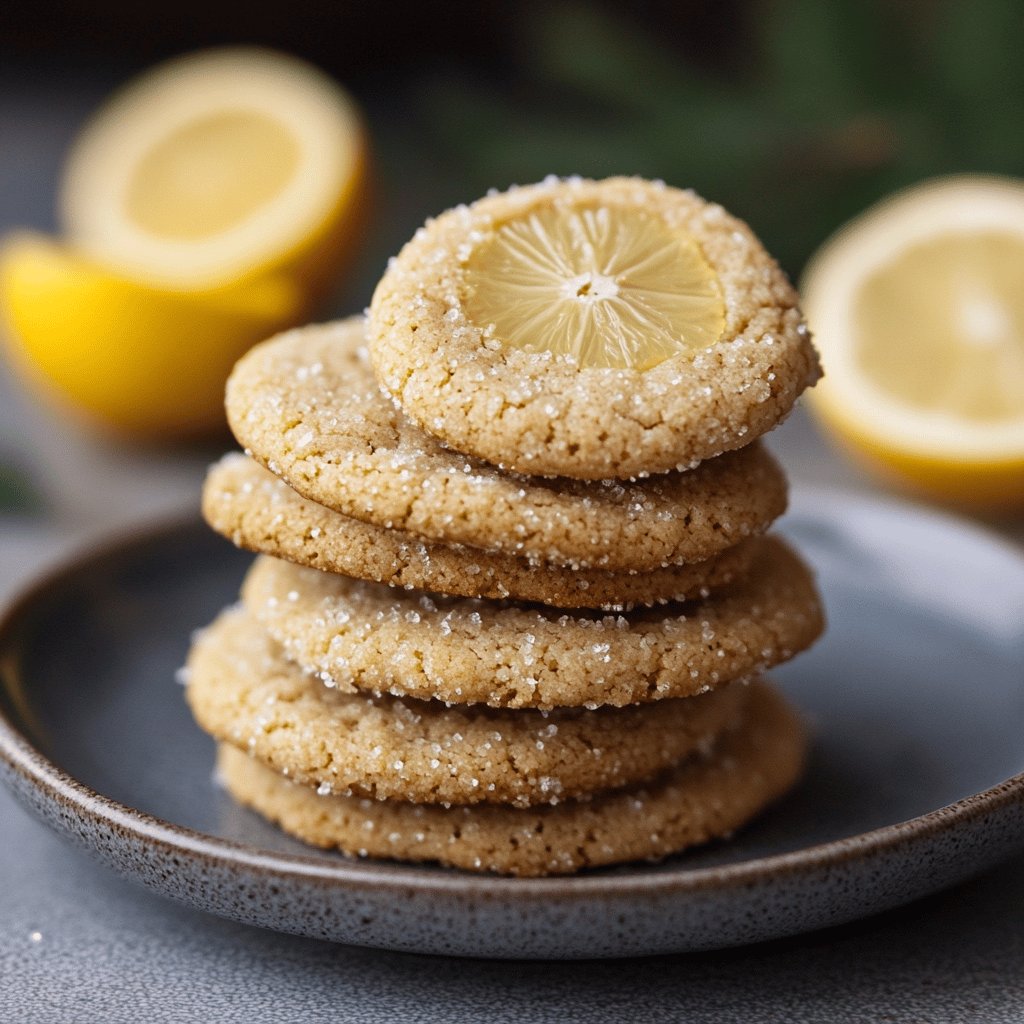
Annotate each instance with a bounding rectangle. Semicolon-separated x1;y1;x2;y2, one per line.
203;453;757;610
224;318;788;572
186;606;750;807
242;536;824;710
368;176;821;480
215;680;807;876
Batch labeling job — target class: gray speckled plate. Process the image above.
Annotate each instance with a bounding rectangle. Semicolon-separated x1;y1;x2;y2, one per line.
1;488;1023;960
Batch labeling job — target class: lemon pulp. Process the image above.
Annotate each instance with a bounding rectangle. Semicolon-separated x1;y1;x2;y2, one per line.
125;111;301;240
463;203;724;370
855;231;1024;421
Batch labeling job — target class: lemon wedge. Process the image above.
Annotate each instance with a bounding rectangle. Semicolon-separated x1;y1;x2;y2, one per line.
464;203;724;370
60;47;368;293
0;232;302;436
802;175;1024;507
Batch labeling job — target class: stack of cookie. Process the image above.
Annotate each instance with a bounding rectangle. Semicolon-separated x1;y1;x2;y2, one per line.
186;177;824;877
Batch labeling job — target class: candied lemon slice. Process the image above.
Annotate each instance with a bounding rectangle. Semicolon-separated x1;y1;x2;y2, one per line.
463;203;725;370
60;47;367;292
803;175;1024;507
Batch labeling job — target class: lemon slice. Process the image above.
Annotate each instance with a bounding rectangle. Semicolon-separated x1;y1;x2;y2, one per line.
464;203;725;370
802;175;1024;506
60;47;367;291
0;232;302;436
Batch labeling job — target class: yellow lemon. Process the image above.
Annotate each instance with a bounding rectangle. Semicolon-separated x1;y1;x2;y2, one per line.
0;232;302;437
59;46;369;297
802;175;1024;508
464;203;725;370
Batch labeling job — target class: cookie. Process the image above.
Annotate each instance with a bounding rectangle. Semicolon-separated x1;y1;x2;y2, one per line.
216;680;806;876
203;453;757;610
224;318;788;572
242;536;824;710
186;606;749;807
368;177;821;480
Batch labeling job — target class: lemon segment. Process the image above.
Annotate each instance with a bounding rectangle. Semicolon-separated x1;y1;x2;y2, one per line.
0;232;303;436
60;47;368;291
802;176;1024;507
463;203;725;370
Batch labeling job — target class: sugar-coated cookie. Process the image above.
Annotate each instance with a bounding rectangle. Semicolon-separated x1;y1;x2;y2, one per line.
368;177;820;479
225;318;788;572
187;607;749;807
216;681;806;876
242;536;824;710
203;453;756;610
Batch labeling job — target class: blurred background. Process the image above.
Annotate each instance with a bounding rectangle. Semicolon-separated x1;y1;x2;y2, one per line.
1;0;1023;566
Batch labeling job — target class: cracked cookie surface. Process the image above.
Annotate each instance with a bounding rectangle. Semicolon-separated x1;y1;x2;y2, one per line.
242;536;824;710
203;453;757;609
368;177;821;480
225;317;788;572
216;680;806;876
187;607;749;807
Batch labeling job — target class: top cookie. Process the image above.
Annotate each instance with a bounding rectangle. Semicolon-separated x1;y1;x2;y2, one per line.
368;176;821;480
225;317;788;572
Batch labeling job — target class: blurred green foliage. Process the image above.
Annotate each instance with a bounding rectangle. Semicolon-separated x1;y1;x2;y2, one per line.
416;0;1024;276
0;460;41;515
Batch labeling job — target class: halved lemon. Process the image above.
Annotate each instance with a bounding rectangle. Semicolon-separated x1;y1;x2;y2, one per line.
464;203;725;370
60;47;368;295
0;232;302;436
802;175;1024;507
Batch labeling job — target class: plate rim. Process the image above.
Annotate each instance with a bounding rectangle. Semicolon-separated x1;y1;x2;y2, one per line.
1;489;1023;902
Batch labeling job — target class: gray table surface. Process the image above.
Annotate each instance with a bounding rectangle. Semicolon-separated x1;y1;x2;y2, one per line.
2;61;1024;1024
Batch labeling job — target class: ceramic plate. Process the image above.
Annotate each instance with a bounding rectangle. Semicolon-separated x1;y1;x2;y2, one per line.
1;489;1023;959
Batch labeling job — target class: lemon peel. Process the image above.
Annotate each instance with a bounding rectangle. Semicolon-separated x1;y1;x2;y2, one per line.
0;232;302;436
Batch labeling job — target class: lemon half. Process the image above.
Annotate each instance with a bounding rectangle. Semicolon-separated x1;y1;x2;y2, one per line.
463;203;725;371
802;176;1024;507
0;232;302;436
60;47;368;292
